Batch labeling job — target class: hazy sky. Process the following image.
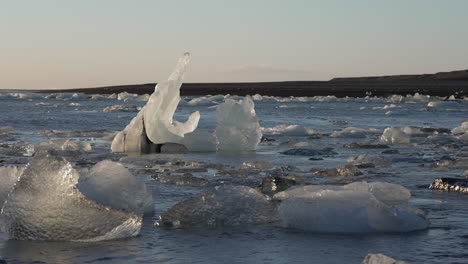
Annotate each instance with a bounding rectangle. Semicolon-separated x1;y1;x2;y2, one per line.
1;0;468;90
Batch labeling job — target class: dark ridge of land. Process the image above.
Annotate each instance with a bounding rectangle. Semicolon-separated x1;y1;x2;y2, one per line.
331;69;468;82
38;69;468;98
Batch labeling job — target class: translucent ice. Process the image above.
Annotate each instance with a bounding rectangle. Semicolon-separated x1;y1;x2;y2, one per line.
278;190;428;233
0;152;142;241
274;181;411;205
0;166;24;207
274;181;424;233
157;185;279;228
112;53;199;152
215;96;262;152
330;127;380;138
37;139;92;151
380;127;410;144
77;160;154;214
144;53;200;145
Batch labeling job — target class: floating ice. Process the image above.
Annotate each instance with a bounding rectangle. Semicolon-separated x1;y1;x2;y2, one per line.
0;141;35;156
380;128;410;144
0;152;142;241
215;96;262;152
77;160;154;214
362;253;407;264
187;95;225;106
117;92;150;102
274;181;411;205
347;154;391;167
156;185;279;228
330;127;380;138
262;124;316;136
451;121;468;135
276;182;427;233
103;105;141;112
144;53;200;145
37;139;92;151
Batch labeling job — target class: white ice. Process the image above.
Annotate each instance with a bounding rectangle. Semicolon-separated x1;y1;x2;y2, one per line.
452;121;468;135
77;160;154;214
0;152;142;241
215;96;262;152
112;53;200;153
380;127;410;144
144;53;200;145
330;127;381;138
262;124;316;136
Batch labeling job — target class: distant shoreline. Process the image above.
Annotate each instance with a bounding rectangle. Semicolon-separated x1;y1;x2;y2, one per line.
36;69;468;98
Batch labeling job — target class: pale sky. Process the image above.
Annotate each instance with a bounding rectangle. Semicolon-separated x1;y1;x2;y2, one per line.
1;0;468;90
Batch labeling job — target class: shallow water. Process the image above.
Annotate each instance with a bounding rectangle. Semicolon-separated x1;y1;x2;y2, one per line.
0;90;467;263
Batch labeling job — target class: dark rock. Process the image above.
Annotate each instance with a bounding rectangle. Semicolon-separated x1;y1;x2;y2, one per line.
152;172;209;187
259;176;299;195
355;163;376;169
261;136;275;142
344;143;389;149
308;157;324;161
382;149;399;154
429;178;468;193
280;148;337;157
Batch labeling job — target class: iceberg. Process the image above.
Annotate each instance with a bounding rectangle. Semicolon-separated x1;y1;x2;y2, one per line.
215;96;262;152
0;152;142;241
112;53;200;153
111;53;262;153
275;181;428;233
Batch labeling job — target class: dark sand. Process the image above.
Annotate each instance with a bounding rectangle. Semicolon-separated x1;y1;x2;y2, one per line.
38;70;468;97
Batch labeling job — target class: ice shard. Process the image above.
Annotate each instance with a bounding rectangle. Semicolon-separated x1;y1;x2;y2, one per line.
215;96;262;152
112;53;199;152
0;152;142;241
144;53;200;145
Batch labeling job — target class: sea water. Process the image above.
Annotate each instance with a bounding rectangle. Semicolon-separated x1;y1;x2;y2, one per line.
0;90;467;263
